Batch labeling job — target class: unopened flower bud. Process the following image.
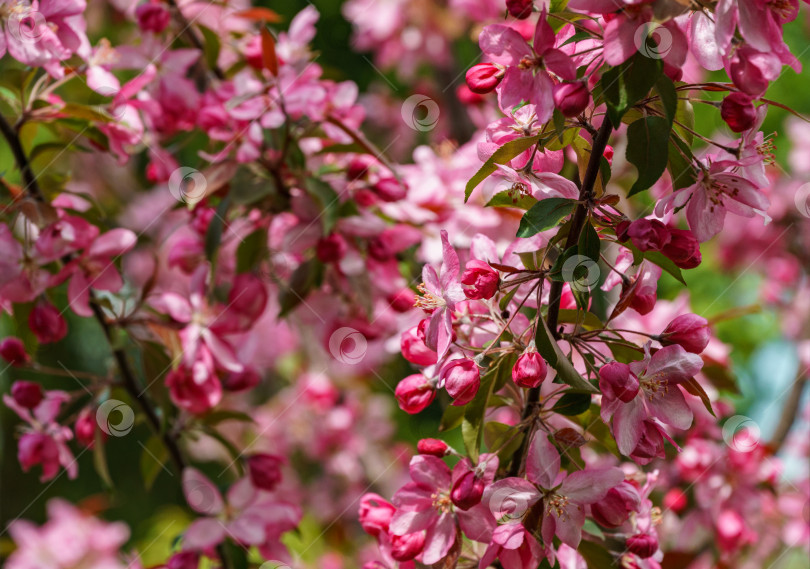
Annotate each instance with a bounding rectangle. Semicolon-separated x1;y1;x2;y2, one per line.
388;289;416;313
29;301;67;344
390;532;426;561
660;314;710;354
599;362;639;403
662;228;701;269
663;488;688;513
417;438;449;457
626;533;659;559
506;0;534;19
75;407;104;448
450;470;486;510
456;84;484;105
461;260;499;300
720;92;757;133
466;63;504;94
359;493;396;537
626;219;671;252
136;2;171;33
0;337;30;366
316;234;347;263
347;155;377;180
400;326;438;366
512;351;547;388
372;177;407;202
440;359;480;405
222;367;261;392
247;453;283;491
553;81;590;118
591;483;639;528
395;374;436;414
11;381;43;409
167;551;199;569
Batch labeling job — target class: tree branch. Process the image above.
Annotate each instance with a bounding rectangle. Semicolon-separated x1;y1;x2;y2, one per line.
507;116;613;477
0;113;45;202
769;369;808;453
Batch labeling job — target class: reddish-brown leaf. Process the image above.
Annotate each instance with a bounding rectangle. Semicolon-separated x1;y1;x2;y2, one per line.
232;8;283;22
260;27;279;76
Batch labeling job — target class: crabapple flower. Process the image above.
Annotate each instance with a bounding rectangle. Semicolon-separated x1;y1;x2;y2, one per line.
600;344;703;457
461;259;500;300
483;433;624;550
28;300;67;344
417;438;449;457
552;81;590;118
478;521;542;569
395;373;436;414
655;159;769;242
11;380;43;408
721;92;757;133
359;493;396;537
450;453;498;510
6;499;132;569
661;228;701;269
512;349;548;388
415;230;465;360
165;349;222;415
247;453;284;491
181;468;300;552
466;62;505;94
4;390;76;481
0;337;30;366
389;455;495;564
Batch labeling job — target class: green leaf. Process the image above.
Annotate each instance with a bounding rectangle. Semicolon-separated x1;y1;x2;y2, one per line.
235;228;268;273
578;222;600;263
465;135;541;202
667;134;698;190
655;75;677;124
552;392;592;416
601;53;663;125
535;317;599;393
60;103;114;123
557;309;602;330
94;428;114;489
483;422;525;461
486;190;538;210
577;540;616;568
517;198;576;238
440;404;465;432
201;409;256;425
499;285;520;313
304;178;340;235
626;242;687;284
607;341;644;363
199;25;221;71
278;258;324;317
140;435;168;491
626;116;671;196
462;357;512;461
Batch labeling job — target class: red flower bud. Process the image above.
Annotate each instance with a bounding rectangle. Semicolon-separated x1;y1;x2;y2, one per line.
315;234;347;263
0;337;30;366
615;220;631;242
390;532;426;562
347;155;377;180
247;453;284;491
388;289;416;313
450;469;486;510
400;325;438;366
135;2;171;33
11;381;43;409
630;292;657;315
359;493;396;537
591;485;638;528
506;0;534;19
663;488;688;513
75;407;104;448
512;351;547;388
395;374;436;414
29;301;67;344
167;551;199;569
465;63;504;94
661;228;701;269
440;359;480;405
553;81;590;118
222;367;261;392
626;533;659;559
417;438;449;457
660;314;710;354
599;362;639;403
721;92;757;133
603;145;614;166
372;177;407;202
626;219;671;252
461;260;499;300
456;84;485;105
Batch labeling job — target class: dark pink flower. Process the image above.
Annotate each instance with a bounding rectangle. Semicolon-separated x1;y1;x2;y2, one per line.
395;374;436;414
626;219;671;252
598;362;639;403
0;337;30;366
450;454;498;510
512;351;548;388
626;533;659;558
247;454;284;491
316;234;348;263
11;381;42;409
29;301;67;344
466;63;505;94
400;325;438;366
721;92;757;133
552;81;590;118
440;358;480;405
136;2;171;33
660;314;710;354
359;493;396;537
461;260;499;300
417;438;449;457
166;351;222;415
661;228;701;269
